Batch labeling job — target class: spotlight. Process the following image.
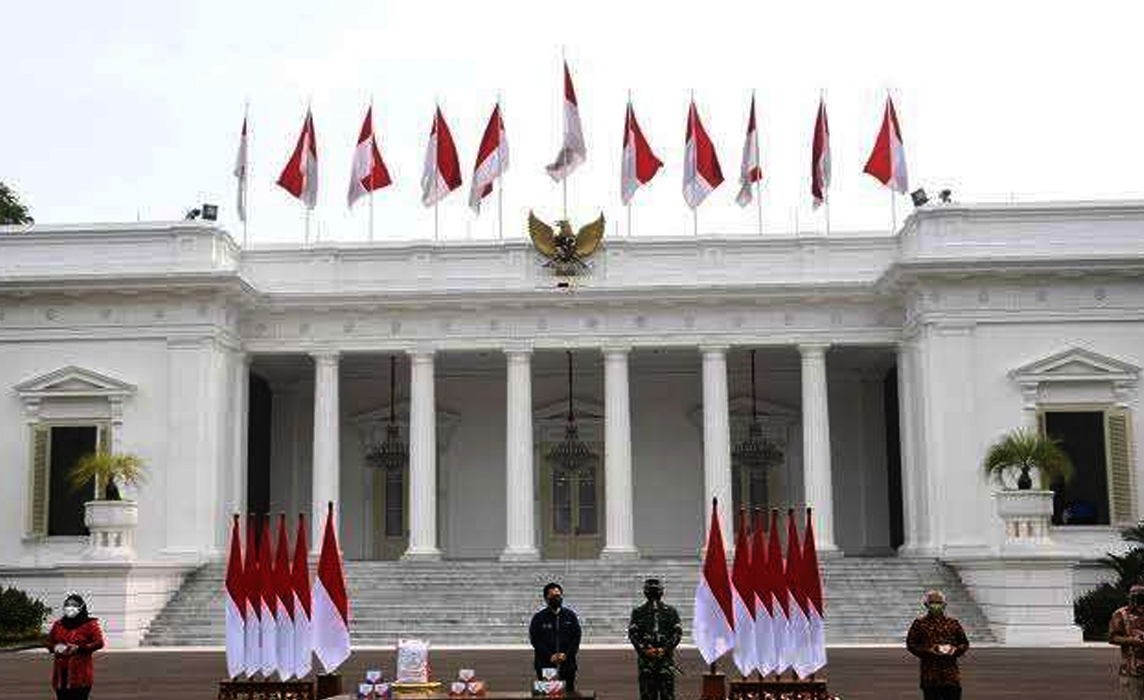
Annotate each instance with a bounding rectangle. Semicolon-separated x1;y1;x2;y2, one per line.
939;189;953;204
184;207;202;220
910;188;929;207
201;203;218;221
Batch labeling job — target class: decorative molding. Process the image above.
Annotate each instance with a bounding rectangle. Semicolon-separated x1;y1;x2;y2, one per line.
1010;346;1140;386
14;365;137;401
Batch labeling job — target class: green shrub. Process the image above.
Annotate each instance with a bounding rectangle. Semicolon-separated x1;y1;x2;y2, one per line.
0;586;51;643
1075;583;1126;641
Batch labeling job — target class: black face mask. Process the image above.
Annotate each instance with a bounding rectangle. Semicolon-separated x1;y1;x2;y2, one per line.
547;595;563;609
645;589;663;602
1131;595;1144;607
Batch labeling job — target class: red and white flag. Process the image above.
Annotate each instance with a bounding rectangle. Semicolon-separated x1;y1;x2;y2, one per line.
313;502;350;673
735;96;762;207
801;508;827;675
811;98;831;209
693;497;735;664
234;117;249;224
243;516;261;676
546;61;587;181
291;513;313;679
277;109;318;209
785;510;813;678
420;107;462;207
258;515;278;676
273;515;296;680
731;509;757;675
682;100;724;210
469;103;509;214
766;510;790;674
347;106;392;209
224;514;246;679
751;510;776;676
620;101;662;205
863;96;909;194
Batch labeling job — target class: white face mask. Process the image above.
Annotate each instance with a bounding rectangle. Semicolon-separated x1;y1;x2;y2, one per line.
63;606;80;618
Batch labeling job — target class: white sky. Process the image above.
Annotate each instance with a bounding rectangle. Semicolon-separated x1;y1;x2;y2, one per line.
4;1;1142;244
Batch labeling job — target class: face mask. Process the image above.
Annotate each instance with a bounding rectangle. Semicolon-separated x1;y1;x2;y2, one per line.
547;595;562;609
925;603;945;616
1131;596;1144;607
63;606;80;618
645;589;663;601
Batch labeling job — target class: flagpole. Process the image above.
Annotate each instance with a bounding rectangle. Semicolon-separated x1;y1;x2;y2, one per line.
825;199;831;236
305;208;311;245
497;92;504;241
560;46;569;222
626;203;632;239
890;190;897;234
755;180;763;236
434;202;439;242
369;97;375;243
242;100;250;248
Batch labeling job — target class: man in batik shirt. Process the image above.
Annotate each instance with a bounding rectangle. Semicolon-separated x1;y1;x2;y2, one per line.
906;589;970;700
1109;583;1144;700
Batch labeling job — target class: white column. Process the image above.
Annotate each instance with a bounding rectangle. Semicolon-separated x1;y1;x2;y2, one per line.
800;343;838;553
231;352;251;519
404;349;442;560
502;347;539;561
311;351;341;546
601;346;638;559
897;342;925;555
701;346;733;547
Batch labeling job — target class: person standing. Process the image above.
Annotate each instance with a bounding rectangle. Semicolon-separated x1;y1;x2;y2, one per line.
628;578;682;700
46;593;104;700
906;589;970;700
529;582;582;693
1109;583;1144;699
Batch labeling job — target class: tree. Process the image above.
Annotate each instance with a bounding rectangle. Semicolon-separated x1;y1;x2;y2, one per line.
0;182;33;225
983;427;1074;490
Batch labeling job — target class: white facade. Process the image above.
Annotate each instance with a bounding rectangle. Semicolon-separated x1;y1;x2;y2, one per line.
1;201;1142;645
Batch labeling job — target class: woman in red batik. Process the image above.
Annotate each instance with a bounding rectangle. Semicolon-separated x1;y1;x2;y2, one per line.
46;593;104;700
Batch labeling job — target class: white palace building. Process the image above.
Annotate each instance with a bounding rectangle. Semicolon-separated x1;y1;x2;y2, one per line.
1;200;1142;647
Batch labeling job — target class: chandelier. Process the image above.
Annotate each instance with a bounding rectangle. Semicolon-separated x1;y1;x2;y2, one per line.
546;351;597;472
732;349;783;471
365;355;408;473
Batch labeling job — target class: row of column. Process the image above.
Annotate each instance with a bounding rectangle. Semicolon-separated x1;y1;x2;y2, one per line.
306;345;838;558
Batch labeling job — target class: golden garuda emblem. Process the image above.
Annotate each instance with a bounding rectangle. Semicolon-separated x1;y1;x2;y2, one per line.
527;211;606;276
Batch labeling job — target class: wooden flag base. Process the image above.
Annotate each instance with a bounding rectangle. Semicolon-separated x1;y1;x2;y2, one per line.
315;673;343;699
728;676;834;700
700;665;726;700
217;679;315;700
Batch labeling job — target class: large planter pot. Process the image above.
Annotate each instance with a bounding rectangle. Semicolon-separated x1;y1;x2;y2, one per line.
83;500;139;561
993;489;1054;550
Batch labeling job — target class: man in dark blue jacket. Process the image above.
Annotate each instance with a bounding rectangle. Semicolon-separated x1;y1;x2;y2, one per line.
529;582;582;692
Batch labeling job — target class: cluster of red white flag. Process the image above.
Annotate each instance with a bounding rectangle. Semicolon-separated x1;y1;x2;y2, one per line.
225;503;350;680
693;499;826;678
233;59;909;229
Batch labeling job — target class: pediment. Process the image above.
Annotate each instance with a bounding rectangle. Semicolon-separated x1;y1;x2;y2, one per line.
15;365;137;400
1010;347;1140;385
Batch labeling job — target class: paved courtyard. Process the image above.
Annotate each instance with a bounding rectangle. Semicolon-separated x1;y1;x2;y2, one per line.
0;646;1122;700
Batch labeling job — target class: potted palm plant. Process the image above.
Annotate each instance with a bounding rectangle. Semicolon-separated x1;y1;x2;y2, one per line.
69;451;146;561
983;428;1074;549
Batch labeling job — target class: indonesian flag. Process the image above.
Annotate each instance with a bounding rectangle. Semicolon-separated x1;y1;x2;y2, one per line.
546;61;587;181
469;103;509;213
234;117;249;224
277;109;318;209
731;509;757;675
258;515;278;676
693;497;735;664
682;100;724;209
224;514;245;679
811;98;831;209
292;513;313;679
420;107;462;207
620;101;662;205
801;508;827;675
786;509;813;678
347;106;392;209
751;510;776;676
313;502;350;673
863;96;909;194
766;510;790;674
273;515;296;680
735;96;762;207
243;515;260;676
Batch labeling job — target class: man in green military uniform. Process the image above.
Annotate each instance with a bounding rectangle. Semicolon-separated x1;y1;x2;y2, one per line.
628;578;683;700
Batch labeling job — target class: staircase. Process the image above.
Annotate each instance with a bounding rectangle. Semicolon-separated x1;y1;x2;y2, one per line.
141;557;995;646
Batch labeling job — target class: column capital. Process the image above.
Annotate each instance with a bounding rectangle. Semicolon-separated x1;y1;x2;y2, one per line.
406;346;436;361
798;342;831;358
310;350;341;365
502;342;534;358
699;344;730;356
601;344;632;357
